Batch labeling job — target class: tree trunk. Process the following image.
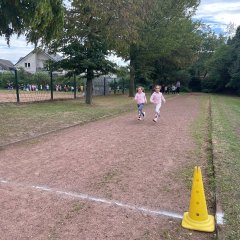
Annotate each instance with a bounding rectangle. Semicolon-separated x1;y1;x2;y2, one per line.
85;68;94;104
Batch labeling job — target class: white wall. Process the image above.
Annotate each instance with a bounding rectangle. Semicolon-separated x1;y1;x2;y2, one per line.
36;52;50;70
15;53;37;73
15;52;53;73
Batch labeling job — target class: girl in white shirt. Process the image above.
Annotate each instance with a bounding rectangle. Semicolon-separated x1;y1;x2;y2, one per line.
150;85;166;122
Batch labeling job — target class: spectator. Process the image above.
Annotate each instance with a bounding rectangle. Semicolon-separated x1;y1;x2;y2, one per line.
176;81;181;95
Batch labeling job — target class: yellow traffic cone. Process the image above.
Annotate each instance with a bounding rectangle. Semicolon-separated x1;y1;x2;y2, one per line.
182;166;215;232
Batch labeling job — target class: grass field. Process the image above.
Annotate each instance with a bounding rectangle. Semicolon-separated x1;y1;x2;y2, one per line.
0;94;136;146
210;95;240;239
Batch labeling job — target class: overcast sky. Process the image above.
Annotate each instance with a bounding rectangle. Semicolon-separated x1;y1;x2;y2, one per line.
0;0;240;65
194;0;240;33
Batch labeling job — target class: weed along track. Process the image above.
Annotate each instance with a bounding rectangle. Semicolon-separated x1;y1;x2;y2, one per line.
207;97;217;216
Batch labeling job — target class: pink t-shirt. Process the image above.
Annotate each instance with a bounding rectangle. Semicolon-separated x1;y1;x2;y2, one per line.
150;92;166;104
134;92;146;104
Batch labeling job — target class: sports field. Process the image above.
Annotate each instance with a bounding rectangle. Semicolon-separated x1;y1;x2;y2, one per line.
0;93;239;239
0;89;83;103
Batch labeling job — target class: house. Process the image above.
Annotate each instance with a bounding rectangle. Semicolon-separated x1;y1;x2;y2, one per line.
15;49;62;74
0;59;15;72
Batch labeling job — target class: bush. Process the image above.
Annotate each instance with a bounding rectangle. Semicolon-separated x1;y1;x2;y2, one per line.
0;72;15;89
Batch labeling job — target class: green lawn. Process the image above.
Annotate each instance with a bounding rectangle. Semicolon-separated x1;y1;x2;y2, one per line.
210;95;240;239
0;94;136;146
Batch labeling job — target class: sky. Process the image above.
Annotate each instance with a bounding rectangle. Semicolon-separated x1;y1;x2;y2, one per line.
194;0;240;34
0;0;240;65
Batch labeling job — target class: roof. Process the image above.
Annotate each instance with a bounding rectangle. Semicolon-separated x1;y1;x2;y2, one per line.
0;59;15;70
15;51;34;65
46;52;62;62
15;49;62;65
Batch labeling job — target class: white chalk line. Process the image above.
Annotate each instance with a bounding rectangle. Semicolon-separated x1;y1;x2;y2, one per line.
216;212;224;225
0;179;223;224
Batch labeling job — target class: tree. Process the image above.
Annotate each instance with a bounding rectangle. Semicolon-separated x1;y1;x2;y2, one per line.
131;0;203;93
227;26;240;94
50;0;142;104
0;0;64;45
199;26;240;94
128;0;201;96
188;26;226;91
202;44;232;92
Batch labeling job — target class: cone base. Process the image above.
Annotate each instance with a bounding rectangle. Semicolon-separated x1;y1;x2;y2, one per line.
182;212;215;232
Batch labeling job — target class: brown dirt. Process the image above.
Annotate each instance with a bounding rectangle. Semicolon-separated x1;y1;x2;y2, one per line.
0;94;214;240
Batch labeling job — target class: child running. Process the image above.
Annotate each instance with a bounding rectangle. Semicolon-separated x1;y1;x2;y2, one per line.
134;86;147;120
150;85;166;122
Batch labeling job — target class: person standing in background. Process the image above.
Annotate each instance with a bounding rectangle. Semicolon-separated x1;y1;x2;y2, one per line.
176;81;181;95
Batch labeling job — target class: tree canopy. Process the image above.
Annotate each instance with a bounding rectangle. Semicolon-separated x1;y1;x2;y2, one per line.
128;0;201;95
49;0;209;100
50;0;143;104
0;0;64;45
197;26;240;95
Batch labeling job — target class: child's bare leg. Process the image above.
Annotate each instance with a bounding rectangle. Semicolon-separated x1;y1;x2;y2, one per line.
153;104;161;122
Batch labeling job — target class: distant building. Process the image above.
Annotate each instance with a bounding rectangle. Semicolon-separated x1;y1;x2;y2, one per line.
0;59;14;72
15;49;62;74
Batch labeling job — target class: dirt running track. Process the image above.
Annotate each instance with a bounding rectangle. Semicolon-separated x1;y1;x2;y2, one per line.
0;94;214;240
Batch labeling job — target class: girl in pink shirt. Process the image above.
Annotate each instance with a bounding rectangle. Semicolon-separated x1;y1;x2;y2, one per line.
150;85;166;122
134;86;147;120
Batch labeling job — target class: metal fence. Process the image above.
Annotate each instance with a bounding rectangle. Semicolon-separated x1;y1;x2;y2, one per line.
0;70;81;103
0;70;127;103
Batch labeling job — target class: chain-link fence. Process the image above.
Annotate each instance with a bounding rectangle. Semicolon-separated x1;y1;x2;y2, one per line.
0;70;128;103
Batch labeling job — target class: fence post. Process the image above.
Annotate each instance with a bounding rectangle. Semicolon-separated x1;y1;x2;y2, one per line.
74;73;77;99
114;78;116;94
14;69;20;103
103;77;106;96
50;71;53;100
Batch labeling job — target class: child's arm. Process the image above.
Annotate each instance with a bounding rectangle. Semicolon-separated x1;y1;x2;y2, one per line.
134;93;137;101
162;94;166;103
150;93;154;103
144;94;147;104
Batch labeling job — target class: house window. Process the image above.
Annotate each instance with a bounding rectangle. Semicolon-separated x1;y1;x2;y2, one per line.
25;63;31;68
